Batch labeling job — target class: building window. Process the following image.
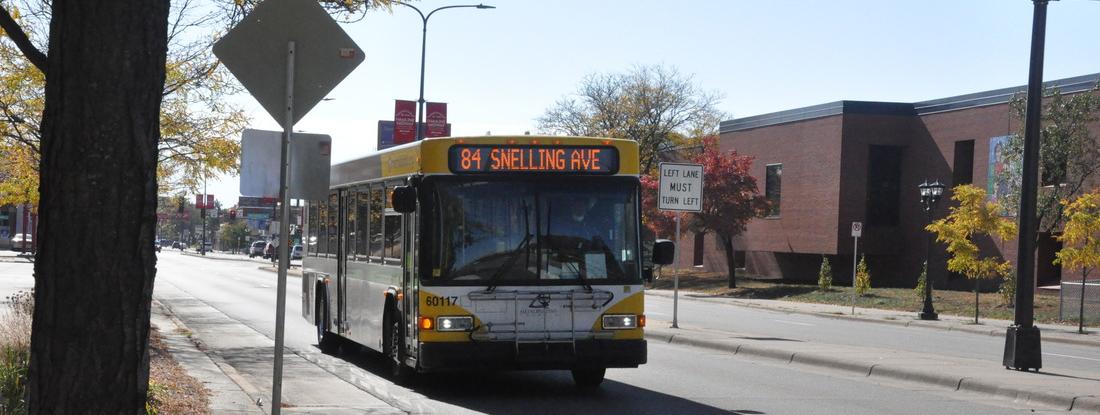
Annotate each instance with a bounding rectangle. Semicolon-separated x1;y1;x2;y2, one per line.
866;145;902;226
953;140;974;186
765;164;782;217
693;232;705;266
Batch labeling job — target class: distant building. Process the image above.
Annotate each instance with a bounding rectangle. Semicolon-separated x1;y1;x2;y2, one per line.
681;73;1100;288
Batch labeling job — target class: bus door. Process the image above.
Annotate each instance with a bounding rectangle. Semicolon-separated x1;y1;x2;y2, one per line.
336;190;348;335
404;198;418;354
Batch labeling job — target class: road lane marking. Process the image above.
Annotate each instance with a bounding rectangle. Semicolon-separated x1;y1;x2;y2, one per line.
1044;352;1100;362
773;319;814;327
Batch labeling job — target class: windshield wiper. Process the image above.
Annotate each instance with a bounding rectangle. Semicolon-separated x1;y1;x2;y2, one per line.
484;233;531;293
485;201;531;293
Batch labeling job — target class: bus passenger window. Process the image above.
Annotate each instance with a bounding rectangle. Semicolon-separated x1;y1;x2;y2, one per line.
307;201;319;257
385;214;402;263
316;199;328;256
370;185;384;263
327;192;338;258
344;192;356;258
356;189;370;261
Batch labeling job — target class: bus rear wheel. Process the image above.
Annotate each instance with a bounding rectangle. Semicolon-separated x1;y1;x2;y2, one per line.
387;314;412;383
316;295;339;354
571;368;606;389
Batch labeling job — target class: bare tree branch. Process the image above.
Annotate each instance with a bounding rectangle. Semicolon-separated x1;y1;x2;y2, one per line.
0;4;46;73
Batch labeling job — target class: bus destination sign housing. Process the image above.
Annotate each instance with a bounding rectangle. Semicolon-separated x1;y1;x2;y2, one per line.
448;144;619;174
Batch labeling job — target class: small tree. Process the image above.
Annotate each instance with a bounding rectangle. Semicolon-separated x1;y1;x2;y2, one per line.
818;256;833;292
927;185;1018;324
640;137;766;288
218;220;249;253
914;261;928;301
1054;192;1100;334
855;255;871;296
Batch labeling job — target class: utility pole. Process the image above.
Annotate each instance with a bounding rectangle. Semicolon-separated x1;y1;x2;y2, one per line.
1004;0;1048;372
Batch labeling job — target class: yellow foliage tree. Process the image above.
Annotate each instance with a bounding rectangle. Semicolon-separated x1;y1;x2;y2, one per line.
926;185;1017;324
1054;192;1100;334
0;1;247;201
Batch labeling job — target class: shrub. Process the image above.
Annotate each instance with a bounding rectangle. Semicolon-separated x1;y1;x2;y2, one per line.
0;290;33;414
817;256;833;292
855;255;872;296
914;262;927;300
999;272;1016;308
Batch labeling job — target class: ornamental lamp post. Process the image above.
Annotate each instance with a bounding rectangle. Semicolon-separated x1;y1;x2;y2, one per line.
396;2;495;141
919;180;945;320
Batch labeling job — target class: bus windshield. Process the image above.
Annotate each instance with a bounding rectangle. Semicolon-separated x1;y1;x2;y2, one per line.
430;177;640;285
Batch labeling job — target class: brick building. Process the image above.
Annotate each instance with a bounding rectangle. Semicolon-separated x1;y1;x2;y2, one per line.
680;73;1100;289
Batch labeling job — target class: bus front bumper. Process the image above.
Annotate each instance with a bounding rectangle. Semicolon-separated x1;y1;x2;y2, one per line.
418;339;646;371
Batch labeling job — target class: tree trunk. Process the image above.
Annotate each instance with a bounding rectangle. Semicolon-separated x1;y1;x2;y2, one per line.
974;279;980;324
29;1;169;413
720;233;737;289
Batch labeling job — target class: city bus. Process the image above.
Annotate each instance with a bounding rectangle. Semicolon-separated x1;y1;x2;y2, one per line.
301;135;674;388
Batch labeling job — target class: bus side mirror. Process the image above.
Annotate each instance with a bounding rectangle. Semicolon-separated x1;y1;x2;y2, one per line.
652;239;675;265
392;186;417;213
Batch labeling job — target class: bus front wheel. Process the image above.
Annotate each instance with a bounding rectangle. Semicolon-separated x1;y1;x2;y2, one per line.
386;313;412;383
571;368;606;389
316;293;339;354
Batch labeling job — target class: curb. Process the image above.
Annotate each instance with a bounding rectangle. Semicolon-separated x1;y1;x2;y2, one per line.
258;266;303;277
180;251;261;263
646;327;1100;413
152;300;266;414
646;290;1100;348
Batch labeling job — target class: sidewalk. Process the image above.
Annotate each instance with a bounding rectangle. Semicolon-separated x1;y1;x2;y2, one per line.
0;249;33;263
647;289;1100;348
646;289;1100;413
153;281;407;414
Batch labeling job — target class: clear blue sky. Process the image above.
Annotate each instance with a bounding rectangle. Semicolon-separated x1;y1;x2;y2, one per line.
211;0;1100;203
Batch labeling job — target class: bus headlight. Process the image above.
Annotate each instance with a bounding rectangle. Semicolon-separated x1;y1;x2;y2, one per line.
436;316;474;332
602;314;640;330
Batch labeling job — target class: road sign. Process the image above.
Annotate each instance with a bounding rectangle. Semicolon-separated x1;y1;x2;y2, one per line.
658;163;704;212
240;129;332;200
851;222;863;237
212;0;364;127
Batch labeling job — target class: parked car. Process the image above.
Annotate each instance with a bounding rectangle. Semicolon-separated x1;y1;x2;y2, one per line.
9;234;31;251
249;241;266;258
291;244;303;260
172;241;182;249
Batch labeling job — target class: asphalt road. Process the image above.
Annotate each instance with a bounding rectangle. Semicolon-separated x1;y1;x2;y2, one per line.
139;251;1054;414
646;293;1100;373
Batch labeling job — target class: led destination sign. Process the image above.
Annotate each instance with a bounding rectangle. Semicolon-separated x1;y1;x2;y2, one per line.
448;145;619;174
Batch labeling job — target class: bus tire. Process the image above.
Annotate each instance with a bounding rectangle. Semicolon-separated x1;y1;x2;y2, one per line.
316;291;339;354
385;310;412;383
571;368;606;390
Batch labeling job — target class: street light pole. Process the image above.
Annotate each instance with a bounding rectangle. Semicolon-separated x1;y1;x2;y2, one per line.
1004;0;1049;372
396;2;495;141
918;180;944;320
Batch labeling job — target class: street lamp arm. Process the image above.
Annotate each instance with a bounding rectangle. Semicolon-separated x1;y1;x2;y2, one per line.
425;4;493;22
395;2;426;22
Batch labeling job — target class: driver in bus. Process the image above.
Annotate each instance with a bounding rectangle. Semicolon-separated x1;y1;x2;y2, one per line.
552;197;611;244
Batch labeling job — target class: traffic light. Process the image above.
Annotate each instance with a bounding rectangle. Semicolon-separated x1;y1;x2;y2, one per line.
229;209;237;220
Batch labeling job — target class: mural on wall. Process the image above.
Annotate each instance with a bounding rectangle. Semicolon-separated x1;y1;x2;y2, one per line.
987;135;1019;215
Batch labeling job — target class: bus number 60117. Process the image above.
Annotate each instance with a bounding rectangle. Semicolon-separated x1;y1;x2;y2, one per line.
426;296;459;307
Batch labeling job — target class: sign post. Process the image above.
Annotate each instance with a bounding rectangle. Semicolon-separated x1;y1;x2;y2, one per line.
658;162;704;329
213;0;362;411
851;222;862;315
